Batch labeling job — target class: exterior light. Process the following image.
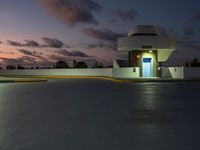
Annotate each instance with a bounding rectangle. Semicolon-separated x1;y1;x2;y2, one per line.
136;55;140;59
149;50;153;53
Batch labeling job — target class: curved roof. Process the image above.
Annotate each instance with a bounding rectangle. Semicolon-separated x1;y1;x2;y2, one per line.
128;25;161;36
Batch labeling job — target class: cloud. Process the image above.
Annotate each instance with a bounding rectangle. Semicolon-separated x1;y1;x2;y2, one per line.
65;44;71;48
48;54;67;61
187;12;200;23
42;37;64;48
157;26;170;36
7;40;41;47
0;56;37;66
1;56;54;67
177;38;200;51
183;28;195;36
55;49;91;58
39;0;102;27
18;49;35;56
82;42;105;49
109;9;137;22
82;42;117;51
0;51;15;54
81;27;126;42
24;40;40;47
7;38;69;48
18;49;45;60
7;40;23;46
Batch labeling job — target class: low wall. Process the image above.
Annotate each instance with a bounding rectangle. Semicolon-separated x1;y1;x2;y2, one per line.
2;67;200;79
161;67;184;79
0;68;140;79
112;67;140;78
168;67;184;79
0;68;113;77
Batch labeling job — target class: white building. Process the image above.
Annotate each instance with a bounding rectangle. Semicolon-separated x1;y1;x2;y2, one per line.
114;25;176;78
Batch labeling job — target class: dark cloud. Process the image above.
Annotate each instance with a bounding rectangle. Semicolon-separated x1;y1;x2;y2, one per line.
18;49;45;60
1;56;54;67
183;28;195;36
56;49;91;58
81;27;126;42
42;37;64;48
157;26;169;36
6;38;71;49
0;51;15;54
187;12;200;23
24;40;40;47
18;49;35;56
82;42;117;51
7;40;23;46
177;38;200;51
65;44;71;48
0;56;37;66
48;54;68;61
109;9;137;22
7;40;41;47
82;42;105;49
39;0;102;27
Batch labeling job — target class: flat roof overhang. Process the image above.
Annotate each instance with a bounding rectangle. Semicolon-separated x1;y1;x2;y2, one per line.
118;36;176;62
118;36;176;51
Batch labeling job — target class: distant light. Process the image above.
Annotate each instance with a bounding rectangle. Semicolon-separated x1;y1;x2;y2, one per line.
136;55;140;59
149;50;153;53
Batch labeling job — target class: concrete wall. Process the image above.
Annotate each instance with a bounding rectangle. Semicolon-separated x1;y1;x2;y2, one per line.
112;67;140;78
161;67;184;79
118;36;176;51
113;60;120;68
0;69;113;77
168;67;184;79
184;68;200;79
2;67;200;79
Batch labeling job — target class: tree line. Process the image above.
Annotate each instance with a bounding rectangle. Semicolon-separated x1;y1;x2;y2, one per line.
185;58;200;67
1;60;110;70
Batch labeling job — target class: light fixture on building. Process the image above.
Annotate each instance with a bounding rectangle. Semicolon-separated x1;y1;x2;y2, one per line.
149;50;153;53
136;55;140;59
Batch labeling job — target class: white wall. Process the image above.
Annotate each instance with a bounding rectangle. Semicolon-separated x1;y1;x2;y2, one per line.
168;67;184;79
184;68;200;79
113;60;120;68
0;69;113;77
0;68;140;79
3;67;200;79
112;67;140;78
161;67;184;79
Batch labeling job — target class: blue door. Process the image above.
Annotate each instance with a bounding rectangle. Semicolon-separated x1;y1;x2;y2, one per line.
142;58;153;77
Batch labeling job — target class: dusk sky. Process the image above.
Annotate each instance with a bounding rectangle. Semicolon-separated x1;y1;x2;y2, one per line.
0;0;200;67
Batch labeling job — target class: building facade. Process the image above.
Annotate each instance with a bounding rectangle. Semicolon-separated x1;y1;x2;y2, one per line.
117;25;176;78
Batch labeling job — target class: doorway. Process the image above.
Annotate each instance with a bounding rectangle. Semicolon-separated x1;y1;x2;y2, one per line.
142;58;153;77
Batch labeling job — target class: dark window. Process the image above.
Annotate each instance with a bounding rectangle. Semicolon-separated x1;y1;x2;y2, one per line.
142;46;153;49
